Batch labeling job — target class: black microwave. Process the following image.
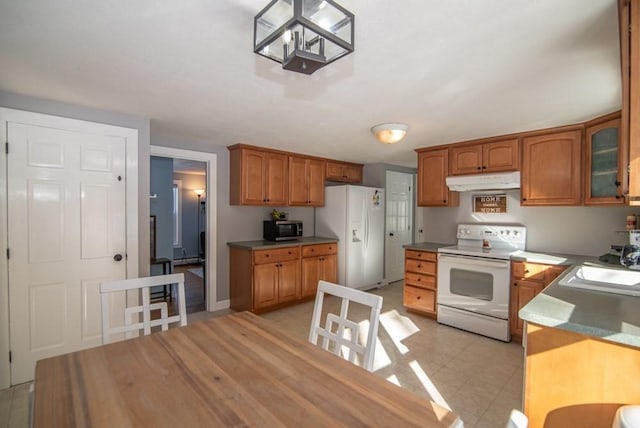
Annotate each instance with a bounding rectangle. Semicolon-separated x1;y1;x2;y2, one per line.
263;220;303;241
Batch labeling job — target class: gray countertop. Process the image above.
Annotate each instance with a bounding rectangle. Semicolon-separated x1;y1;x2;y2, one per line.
227;236;338;250
516;250;640;348
403;242;455;252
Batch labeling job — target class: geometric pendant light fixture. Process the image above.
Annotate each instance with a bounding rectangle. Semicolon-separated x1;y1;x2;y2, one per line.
254;0;354;75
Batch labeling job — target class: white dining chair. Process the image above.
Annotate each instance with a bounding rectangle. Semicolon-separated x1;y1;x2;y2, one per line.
505;409;528;428
100;273;187;344
308;280;383;372
28;382;34;428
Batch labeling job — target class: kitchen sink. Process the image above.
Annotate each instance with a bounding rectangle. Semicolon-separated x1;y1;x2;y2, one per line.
558;265;640;297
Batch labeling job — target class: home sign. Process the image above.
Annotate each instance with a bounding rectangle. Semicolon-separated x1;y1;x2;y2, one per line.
473;194;507;213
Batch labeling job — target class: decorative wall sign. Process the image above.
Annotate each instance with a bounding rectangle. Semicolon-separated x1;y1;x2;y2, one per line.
473;194;507;213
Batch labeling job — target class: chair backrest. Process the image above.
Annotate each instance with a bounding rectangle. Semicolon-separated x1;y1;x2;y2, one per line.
505;409;528;428
100;273;187;344
308;280;383;372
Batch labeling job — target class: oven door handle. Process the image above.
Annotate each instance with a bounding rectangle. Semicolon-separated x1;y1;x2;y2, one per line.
438;254;510;268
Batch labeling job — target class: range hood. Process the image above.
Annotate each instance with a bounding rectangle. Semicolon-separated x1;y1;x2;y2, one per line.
446;171;521;192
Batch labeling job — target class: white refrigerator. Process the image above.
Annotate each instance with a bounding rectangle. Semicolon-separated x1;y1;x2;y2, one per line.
315;185;386;290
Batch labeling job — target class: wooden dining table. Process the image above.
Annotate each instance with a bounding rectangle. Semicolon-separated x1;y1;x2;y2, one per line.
34;311;461;427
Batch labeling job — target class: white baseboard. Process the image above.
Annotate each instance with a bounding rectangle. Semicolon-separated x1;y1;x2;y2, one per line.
210;299;230;311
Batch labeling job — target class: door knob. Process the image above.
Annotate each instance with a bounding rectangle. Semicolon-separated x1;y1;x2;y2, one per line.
389;232;394;236
113;254;123;261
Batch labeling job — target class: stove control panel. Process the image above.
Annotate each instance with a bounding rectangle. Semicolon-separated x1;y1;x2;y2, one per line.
456;224;527;247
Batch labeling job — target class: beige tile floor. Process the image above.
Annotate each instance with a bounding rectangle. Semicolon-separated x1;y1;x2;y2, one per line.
1;280;523;428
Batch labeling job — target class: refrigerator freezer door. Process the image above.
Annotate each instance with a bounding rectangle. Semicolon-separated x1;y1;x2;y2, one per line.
315;185;385;290
346;186;385;289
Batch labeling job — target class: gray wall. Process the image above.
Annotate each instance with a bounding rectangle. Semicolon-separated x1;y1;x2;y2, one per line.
151;133;316;302
150;156;174;270
363;163;417;188
0;90;152;275
418;189;631;256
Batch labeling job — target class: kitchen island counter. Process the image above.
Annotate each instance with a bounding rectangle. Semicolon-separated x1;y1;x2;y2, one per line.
518;251;640;348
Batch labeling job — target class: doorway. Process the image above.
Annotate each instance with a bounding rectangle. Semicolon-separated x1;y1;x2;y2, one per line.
385;171;414;283
149;146;217;313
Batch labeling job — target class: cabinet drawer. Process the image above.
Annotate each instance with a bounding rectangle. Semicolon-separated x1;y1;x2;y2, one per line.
405;250;437;262
544;265;568;282
405;259;436;275
405;272;436;290
404;285;436;313
254;246;300;264
512;262;548;281
302;243;337;258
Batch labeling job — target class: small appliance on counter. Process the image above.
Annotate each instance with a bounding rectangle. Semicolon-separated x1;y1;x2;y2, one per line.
621;244;640;270
263;219;303;241
619;230;640;270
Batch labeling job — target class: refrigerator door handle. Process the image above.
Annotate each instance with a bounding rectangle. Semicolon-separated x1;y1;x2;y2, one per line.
364;200;369;249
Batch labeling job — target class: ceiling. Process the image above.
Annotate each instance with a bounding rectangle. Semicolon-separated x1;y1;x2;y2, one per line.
0;0;622;167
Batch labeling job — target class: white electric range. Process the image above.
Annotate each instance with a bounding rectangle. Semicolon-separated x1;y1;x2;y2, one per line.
437;223;527;341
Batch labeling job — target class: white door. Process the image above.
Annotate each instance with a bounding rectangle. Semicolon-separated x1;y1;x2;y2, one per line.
7;122;127;384
385;171;413;283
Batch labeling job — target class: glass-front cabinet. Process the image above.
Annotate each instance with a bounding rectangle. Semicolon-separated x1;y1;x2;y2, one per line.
585;112;625;205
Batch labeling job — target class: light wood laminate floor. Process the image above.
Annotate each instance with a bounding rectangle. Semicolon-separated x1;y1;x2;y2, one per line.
1;280;523;428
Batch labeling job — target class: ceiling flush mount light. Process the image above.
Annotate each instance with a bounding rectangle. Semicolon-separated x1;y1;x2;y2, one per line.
371;123;409;144
254;0;354;75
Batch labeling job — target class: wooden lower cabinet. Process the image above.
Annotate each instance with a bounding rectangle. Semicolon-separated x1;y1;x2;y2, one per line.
230;242;337;313
510;261;567;341
403;249;438;317
301;243;337;297
524;322;640;428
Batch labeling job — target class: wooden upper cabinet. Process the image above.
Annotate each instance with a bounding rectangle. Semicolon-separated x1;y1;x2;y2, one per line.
417;148;459;207
483;139;520;172
621;0;640;205
325;161;363;183
585;113;625;205
229;145;288;206
449;138;519;175
521;128;583;206
288;156;325;206
449;145;482;175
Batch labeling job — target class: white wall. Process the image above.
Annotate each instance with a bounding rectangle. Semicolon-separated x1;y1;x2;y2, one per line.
418;189;631;256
